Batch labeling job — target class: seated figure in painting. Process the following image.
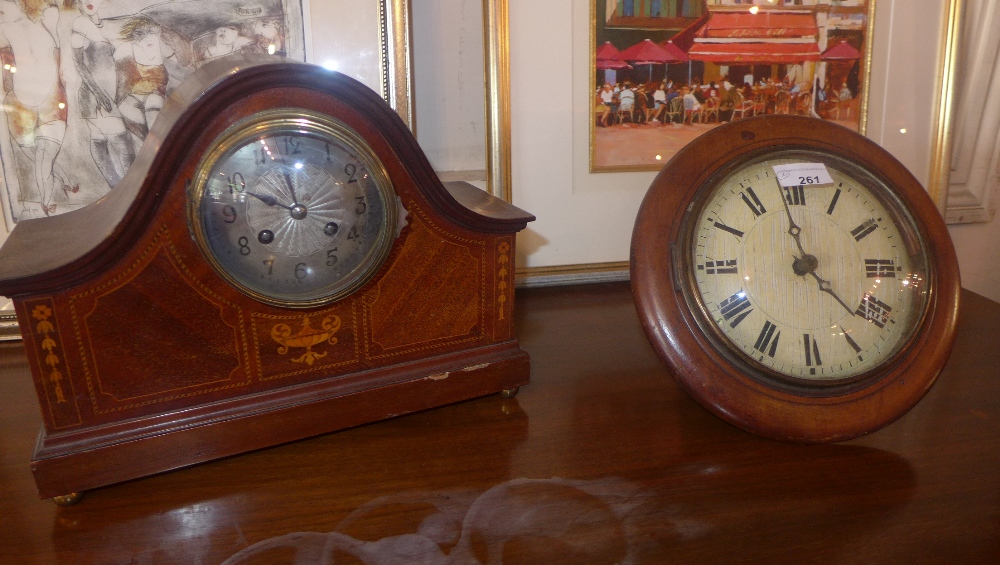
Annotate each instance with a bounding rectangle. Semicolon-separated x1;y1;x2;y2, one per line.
198;25;253;62
0;0;73;217
647;81;667;123
598;83;615;126
115;16;183;141
72;0;136;189
618;84;635;123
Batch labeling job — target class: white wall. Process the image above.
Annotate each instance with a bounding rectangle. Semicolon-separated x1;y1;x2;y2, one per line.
411;0;487;176
950;222;1000;301
943;0;1000;303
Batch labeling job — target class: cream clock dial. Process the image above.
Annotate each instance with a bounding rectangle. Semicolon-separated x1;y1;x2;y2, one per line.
691;152;927;384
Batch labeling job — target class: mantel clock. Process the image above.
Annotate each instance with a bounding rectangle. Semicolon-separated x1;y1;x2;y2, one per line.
0;55;533;503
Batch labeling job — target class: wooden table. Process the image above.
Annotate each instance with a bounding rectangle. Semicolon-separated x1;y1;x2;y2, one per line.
2;282;998;563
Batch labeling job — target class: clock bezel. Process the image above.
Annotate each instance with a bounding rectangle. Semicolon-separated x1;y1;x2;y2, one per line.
188;107;398;308
675;146;932;398
631;115;960;443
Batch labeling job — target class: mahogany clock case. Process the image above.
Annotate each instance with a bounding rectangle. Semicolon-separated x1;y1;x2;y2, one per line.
0;55;533;500
630;115;961;443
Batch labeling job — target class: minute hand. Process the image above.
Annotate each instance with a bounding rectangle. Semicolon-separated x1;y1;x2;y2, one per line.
775;179;856;317
776;179;807;257
283;170;299;206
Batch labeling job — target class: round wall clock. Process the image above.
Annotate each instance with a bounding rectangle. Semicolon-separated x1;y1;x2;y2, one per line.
631;115;960;443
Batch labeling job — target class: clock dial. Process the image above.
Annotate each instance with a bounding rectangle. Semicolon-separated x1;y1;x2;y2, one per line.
690;151;929;385
190;109;397;307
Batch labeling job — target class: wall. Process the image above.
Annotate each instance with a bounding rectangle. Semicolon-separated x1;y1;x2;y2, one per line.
943;0;1000;303
411;0;488;177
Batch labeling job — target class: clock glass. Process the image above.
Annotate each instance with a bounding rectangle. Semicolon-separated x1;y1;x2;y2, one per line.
686;149;930;390
189;109;397;307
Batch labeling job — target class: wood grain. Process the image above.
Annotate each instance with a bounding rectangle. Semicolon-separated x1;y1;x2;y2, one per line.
0;283;997;563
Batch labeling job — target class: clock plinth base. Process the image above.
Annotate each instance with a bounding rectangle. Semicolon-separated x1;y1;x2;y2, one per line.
51;492;83;507
28;343;529;500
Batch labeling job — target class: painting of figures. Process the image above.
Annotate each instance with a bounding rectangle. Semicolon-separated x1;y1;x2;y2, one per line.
0;0;305;225
592;0;873;171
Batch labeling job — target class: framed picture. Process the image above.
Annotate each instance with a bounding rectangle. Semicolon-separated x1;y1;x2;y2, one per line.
0;0;304;229
509;0;960;283
0;0;413;340
591;0;875;173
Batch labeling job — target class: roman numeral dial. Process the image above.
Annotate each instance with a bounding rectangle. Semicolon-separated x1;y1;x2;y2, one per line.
691;155;925;380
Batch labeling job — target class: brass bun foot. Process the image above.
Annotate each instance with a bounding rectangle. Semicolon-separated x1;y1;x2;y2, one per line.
500;387;519;399
52;492;83;506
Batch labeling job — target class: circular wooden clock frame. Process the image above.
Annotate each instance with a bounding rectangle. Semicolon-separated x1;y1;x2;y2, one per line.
631;115;960;443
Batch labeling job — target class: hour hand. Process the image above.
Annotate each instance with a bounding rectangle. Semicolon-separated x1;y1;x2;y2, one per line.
246;191;292;210
809;271;856;317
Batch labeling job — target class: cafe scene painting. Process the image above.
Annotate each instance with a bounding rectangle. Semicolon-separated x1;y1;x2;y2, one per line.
593;0;872;171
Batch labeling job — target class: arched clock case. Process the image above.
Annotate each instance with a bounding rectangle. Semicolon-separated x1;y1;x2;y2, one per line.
0;56;533;501
631;115;960;443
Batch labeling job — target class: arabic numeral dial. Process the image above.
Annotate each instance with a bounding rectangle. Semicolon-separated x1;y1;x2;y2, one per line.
192;110;397;307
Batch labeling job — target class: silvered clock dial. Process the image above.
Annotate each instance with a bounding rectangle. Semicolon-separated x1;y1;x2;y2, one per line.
189;108;397;307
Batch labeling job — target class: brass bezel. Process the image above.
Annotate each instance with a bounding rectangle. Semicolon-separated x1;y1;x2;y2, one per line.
188;108;397;308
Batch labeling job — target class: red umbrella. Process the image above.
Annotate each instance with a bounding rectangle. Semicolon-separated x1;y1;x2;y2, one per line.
596;41;621;61
821;39;861;60
614;39;684;64
615;39;687;82
657;40;690;63
597;59;632;70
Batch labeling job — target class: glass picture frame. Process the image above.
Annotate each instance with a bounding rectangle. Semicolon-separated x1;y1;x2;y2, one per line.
0;0;414;340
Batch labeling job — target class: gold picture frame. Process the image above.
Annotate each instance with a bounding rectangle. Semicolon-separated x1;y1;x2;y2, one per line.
590;1;877;174
511;0;961;285
484;0;513;202
381;0;415;128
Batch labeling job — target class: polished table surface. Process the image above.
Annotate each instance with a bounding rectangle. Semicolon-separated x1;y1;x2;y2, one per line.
1;282;998;564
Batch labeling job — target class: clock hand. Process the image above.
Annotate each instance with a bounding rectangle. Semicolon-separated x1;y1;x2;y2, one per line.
775;178;856;317
775;179;808;257
283;169;300;206
267;135;302;205
246;191;294;210
807;270;856;317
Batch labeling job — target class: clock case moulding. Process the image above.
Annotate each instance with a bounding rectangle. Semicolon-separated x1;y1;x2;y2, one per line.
0;55;534;500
